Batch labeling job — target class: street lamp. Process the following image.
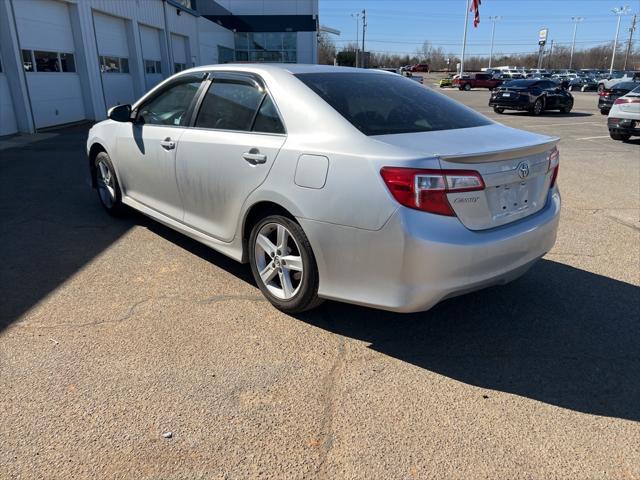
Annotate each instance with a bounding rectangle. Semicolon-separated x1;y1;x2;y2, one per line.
569;16;583;70
488;16;502;69
610;6;631;74
351;12;361;68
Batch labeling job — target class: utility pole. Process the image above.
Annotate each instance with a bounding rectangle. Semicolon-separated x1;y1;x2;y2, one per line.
488;16;501;69
351;12;360;67
569;16;584;70
624;14;637;70
361;9;367;68
460;0;471;75
610;6;631;74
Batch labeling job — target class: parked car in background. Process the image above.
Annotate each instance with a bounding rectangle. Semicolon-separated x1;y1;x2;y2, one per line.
87;64;561;313
598;71;640;92
598;81;640;115
500;72;524;81
439;75;454;88
453;72;503;91
568;76;598;92
607;85;640;141
410;64;430;72
489;79;573;115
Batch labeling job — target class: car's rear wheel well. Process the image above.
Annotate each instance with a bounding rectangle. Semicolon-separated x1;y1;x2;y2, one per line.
242;201;297;261
88;143;107;188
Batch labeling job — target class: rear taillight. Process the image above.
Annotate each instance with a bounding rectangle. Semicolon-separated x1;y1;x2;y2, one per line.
598;90;610;97
547;146;559;187
614;97;640;104
380;167;484;216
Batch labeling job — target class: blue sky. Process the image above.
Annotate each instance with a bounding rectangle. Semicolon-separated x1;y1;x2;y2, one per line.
319;0;640;57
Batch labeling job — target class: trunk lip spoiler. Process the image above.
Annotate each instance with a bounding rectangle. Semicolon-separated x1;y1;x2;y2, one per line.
437;138;559;164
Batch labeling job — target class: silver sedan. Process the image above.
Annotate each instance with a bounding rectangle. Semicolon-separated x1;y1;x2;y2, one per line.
87;64;560;313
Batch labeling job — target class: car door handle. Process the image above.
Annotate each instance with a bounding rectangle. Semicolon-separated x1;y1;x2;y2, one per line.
160;138;175;150
242;150;267;165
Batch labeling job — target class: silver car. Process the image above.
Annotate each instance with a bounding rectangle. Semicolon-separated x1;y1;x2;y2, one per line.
87;64;561;313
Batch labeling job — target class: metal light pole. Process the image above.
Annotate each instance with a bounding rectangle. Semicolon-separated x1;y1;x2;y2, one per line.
460;0;471;75
361;9;367;68
624;14;637;70
488;16;501;69
569;16;583;70
351;12;360;67
610;6;631;74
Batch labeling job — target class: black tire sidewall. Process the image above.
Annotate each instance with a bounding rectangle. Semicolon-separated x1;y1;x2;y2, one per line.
248;215;320;313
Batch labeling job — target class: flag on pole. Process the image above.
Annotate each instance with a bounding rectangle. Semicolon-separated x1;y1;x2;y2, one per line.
470;0;481;27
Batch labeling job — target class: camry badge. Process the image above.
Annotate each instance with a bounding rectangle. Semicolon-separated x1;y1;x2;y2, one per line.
517;161;530;179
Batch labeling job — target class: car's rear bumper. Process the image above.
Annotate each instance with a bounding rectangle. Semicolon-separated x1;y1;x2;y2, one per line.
608;117;640;136
301;189;561;313
489;98;532;110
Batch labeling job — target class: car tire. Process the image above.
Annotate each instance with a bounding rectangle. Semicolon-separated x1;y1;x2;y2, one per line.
493;106;505;114
94;151;125;216
600;109;609;115
559;101;573;113
568;85;574;91
463;83;472;91
531;98;544;115
609;131;631;141
249;215;323;314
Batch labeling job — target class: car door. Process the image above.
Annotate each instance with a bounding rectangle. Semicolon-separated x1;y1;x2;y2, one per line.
540;81;559;109
115;73;206;220
176;73;286;242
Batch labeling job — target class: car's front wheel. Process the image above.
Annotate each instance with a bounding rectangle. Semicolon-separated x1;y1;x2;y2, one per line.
463;83;472;91
249;215;322;313
531;98;544;115
610;131;631;141
559;100;573;113
94;151;125;216
493;106;505;114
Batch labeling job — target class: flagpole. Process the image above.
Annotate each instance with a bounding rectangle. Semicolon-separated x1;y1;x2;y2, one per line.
460;0;471;75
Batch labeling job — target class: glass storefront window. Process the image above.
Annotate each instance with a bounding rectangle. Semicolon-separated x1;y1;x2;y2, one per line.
234;32;297;63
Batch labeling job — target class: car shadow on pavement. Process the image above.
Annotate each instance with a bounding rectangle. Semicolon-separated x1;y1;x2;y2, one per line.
295;259;640;422
499;111;593;118
0;125;134;331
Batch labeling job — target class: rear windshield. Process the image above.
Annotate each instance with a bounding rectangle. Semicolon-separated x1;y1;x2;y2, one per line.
295;72;491;136
613;81;640;91
503;80;539;88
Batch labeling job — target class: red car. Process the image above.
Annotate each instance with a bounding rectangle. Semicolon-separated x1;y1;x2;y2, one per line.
410;64;430;72
453;73;503;91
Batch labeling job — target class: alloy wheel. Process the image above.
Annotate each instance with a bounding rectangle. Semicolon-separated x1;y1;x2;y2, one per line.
254;222;304;300
96;160;116;208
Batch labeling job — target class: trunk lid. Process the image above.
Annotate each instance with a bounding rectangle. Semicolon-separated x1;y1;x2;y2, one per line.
373;124;558;230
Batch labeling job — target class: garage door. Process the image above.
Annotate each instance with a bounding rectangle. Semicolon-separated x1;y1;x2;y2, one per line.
13;0;85;129
140;25;163;92
0;57;17;136
94;12;135;109
171;34;189;73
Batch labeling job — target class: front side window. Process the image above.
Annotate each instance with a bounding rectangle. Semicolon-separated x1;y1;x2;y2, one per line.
195;79;264;131
295;72;491;136
137;76;203;126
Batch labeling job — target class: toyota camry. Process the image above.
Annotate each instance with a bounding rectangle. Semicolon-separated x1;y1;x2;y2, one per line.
87;65;560;313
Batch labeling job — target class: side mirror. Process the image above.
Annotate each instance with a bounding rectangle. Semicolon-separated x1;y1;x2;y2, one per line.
107;104;132;122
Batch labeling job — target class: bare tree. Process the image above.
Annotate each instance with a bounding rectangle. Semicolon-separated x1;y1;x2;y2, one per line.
318;33;337;65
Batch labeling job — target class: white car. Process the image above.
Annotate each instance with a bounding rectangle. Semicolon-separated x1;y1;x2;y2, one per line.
608;85;640;141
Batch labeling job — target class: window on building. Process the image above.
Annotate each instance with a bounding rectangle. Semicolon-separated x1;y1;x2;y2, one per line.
100;56;129;73
218;46;234;64
0;56;3;73
34;50;60;72
174;63;186;73
195;79;265;131
22;50;34;72
137;75;203;126
145;60;162;74
59;53;75;72
234;32;297;63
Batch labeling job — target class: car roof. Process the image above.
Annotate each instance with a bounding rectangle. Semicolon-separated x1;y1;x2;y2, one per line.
181;63;378;76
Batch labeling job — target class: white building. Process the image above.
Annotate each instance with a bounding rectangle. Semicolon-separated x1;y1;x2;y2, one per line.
0;0;319;135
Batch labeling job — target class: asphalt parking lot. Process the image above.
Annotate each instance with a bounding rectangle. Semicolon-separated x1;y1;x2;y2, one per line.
1;82;639;479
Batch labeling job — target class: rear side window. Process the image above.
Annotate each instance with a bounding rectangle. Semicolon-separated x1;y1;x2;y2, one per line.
195;78;285;134
295;72;491;136
196;79;263;131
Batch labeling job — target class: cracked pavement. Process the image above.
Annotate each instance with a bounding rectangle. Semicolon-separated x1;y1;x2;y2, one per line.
1;83;639;479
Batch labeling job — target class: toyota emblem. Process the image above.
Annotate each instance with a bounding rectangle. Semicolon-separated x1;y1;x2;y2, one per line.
517;161;530;179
